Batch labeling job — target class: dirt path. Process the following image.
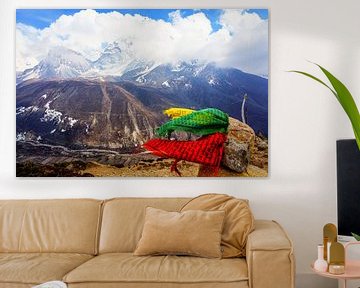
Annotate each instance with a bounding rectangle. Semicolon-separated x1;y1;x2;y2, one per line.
100;80;113;135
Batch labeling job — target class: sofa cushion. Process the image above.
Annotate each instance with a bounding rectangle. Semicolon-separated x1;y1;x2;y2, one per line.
99;198;190;253
181;194;254;258
0;253;93;285
0;199;102;254
134;207;225;258
63;253;248;285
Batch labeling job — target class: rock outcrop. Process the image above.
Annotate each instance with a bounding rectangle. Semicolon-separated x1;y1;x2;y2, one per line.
220;117;254;173
199;117;267;176
221;139;249;173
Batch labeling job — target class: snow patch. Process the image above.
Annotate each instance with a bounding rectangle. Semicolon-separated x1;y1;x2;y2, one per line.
44;101;52;109
41;95;69;125
162;81;170;88
16;107;26;115
67;117;78;127
193;64;206;76
41;108;63;124
16;106;39;115
16;132;26;141
50;129;56;134
208;76;217;86
175;76;185;81
41;94;47;99
171;63;185;72
136;76;146;83
134;63;159;79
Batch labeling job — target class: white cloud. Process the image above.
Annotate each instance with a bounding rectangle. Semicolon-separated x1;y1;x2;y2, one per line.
16;9;268;76
218;10;269;76
16;23;42;71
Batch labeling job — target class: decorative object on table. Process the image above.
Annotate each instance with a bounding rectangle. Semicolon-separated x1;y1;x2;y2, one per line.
314;244;328;272
312;231;360;288
323;223;337;262
319;223;346;275
290;63;360;150
32;281;67;288
329;242;345;275
16;9;269;177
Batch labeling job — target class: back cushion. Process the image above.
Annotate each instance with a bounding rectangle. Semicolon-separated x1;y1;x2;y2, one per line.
0;199;102;254
99;198;189;253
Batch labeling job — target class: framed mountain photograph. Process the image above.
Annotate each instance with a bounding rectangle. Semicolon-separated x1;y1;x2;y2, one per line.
16;9;269;177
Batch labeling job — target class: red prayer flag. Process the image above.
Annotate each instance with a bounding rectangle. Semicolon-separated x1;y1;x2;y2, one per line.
143;133;227;176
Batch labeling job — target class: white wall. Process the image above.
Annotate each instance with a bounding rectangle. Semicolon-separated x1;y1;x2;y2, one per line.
1;0;360;287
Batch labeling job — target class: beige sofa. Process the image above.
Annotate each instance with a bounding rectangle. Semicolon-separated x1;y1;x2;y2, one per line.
0;198;295;288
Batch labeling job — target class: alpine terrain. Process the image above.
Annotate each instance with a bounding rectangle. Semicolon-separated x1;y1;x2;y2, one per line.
16;42;268;177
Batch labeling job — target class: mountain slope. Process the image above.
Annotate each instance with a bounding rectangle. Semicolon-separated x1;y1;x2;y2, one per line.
16;79;168;149
120;62;268;134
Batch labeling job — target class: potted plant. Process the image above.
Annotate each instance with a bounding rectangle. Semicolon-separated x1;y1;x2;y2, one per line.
291;64;360;241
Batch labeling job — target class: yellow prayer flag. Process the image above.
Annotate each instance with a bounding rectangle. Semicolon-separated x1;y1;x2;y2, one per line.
163;108;195;119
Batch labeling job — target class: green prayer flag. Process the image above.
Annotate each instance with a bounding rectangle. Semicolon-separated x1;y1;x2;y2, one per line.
156;108;229;137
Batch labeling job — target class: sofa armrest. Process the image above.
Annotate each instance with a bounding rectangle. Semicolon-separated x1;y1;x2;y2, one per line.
246;220;295;288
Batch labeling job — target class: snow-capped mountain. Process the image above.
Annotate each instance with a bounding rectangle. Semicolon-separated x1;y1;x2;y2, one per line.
16;42;267;91
16;43;158;83
17;47;92;83
89;42;134;76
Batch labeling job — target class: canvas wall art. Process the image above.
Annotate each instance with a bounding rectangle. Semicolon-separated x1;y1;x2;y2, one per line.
16;9;269;177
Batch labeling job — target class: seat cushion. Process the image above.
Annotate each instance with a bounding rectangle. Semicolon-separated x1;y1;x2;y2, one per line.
64;253;248;285
0;253;93;285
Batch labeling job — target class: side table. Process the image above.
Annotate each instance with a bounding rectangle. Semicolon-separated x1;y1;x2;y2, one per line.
311;242;360;288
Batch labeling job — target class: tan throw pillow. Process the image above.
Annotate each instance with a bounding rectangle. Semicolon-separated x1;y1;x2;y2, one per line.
181;194;254;258
134;207;225;258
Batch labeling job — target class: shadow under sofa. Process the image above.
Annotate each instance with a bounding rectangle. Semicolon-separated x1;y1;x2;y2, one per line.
0;198;295;288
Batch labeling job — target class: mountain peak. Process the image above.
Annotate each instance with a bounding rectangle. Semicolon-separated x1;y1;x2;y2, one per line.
17;46;92;83
102;41;122;55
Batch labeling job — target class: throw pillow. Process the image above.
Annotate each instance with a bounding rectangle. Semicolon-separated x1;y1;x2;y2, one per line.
134;207;225;258
181;193;254;258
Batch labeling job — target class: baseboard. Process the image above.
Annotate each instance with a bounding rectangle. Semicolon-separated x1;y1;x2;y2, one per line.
296;273;337;288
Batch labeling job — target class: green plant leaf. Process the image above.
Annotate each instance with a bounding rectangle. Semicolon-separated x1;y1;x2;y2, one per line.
316;65;360;144
289;70;337;98
290;64;360;150
351;232;360;241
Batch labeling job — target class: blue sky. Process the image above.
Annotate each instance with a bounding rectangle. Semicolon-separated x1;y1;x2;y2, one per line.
16;9;268;31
